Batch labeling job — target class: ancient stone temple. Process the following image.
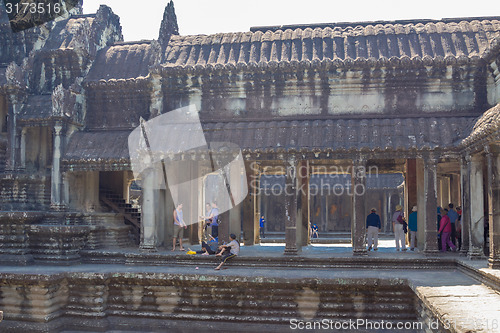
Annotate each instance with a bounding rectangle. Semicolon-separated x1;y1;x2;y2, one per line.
1;1;500;331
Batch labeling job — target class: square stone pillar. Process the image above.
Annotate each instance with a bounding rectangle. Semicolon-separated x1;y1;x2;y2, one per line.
229;163;243;239
460;155;471;255
450;174;461;207
416;159;425;249
488;146;500;269
351;157;367;256
297;160;309;247
284;155;300;255
424;155;439;254
242;161;258;245
140;168;158;252
440;177;451;208
469;154;485;259
50;124;64;210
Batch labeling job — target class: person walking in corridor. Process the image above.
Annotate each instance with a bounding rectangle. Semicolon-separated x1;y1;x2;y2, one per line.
392;205;407;251
366;208;381;251
408;206;418;251
439;208;457;252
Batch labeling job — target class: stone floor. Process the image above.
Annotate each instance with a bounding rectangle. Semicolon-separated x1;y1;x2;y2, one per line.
1;241;500;332
1;238;499;332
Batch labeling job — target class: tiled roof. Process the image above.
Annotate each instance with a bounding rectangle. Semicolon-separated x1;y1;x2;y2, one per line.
43;15;96;50
63;116;476;165
63;130;131;163
162;17;500;71
86;41;159;82
17;95;53;121
461;103;500;148
202;116;476;152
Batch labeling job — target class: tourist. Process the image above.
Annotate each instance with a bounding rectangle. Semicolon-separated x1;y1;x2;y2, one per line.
437;206;443;251
447;203;458;246
311;223;319;239
392;204;407;251
201;201;219;238
259;215;266;238
439;208;457;252
366;208;381;251
191;235;219;255
408;206;418;251
215;233;240;270
172;203;187;251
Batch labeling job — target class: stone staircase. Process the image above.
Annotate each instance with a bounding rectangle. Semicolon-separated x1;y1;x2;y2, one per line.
99;188;140;243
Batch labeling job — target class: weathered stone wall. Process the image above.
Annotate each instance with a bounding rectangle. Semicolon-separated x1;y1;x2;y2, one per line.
0;274;420;332
490;57;500;105
85;81;152;129
162;64;486;119
0;175;50;210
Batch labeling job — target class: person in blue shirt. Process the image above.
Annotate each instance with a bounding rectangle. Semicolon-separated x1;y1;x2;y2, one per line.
408;206;418;251
311;223;319;238
259;216;266;238
447;203;458;246
366;208;381;251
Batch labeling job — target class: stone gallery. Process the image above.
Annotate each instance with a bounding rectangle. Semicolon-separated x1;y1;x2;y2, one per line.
1;1;500;331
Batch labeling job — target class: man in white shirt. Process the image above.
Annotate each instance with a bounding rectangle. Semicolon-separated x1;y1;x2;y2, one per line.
215;234;239;270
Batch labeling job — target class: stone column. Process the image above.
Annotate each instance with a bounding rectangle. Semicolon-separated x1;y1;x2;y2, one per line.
297;160;309;247
416;158;425;250
469;154;485;259
242;161;258;245
284;155;299;255
460;154;471;255
140;168;158;252
20;127;26;169
440;177;451;208
5;94;18;171
50;123;63;210
383;192;388;234
488;146;500;269
229;162;243;239
450;174;461;207
424;155;439;254
351;157;367;256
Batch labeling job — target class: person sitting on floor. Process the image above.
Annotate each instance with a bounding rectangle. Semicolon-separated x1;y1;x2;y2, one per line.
311;223;319;239
191;235;219;255
215;234;240;270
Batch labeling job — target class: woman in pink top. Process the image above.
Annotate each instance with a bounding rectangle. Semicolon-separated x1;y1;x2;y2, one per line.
439;208;457;252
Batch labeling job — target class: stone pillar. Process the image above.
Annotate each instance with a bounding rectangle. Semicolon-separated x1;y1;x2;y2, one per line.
5;94;18;171
383;192;388;234
351;157;367;256
416;158;425;250
84;171;100;212
460;154;471;255
450;174;461;207
284;155;299;255
50;123;63;210
140;169;158;252
297;160;309;247
440;177;451;208
242;161;258;245
20;127;26;169
469;154;485;259
229;162;243;239
424;155;439;254
488;146;500;269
